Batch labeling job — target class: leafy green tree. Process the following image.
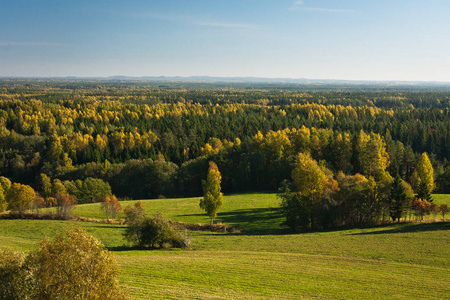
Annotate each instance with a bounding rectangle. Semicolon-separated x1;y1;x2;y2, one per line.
0;184;6;212
7;183;35;216
124;212;189;248
291;152;327;230
279;181;311;232
389;174;408;222
52;179;67;195
79;177;112;203
200;161;223;225
39;173;52;199
416;152;435;192
436;166;450;193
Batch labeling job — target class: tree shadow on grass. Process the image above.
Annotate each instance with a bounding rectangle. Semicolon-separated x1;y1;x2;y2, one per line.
350;222;450;235
178;207;286;235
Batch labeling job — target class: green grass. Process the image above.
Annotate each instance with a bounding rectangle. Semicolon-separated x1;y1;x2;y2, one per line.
1;193;450;299
432;194;450;205
73;193;283;234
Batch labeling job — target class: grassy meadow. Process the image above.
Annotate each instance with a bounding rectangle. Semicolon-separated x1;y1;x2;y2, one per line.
1;193;449;299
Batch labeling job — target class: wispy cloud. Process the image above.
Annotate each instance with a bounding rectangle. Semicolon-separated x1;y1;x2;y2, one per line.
0;41;69;46
130;12;257;31
194;21;256;30
290;0;354;13
292;0;304;8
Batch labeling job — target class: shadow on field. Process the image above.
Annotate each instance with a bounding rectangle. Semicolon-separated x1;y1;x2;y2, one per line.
179;207;286;235
351;222;450;235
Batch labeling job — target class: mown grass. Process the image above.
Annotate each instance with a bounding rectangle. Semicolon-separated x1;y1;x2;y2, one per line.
73;193;283;234
1;193;450;299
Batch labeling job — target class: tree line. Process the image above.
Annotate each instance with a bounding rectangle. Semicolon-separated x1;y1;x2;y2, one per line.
0;81;449;208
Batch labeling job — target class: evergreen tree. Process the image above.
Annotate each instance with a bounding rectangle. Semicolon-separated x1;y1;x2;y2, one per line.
389;174;407;222
416;180;433;203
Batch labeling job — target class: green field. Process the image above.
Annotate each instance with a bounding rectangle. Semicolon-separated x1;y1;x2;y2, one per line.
432;194;450;206
1;193;450;299
73;193;283;234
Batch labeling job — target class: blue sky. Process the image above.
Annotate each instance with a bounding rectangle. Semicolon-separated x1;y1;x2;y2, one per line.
1;0;449;81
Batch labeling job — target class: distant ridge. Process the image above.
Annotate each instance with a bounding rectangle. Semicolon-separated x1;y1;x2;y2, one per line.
1;76;450;87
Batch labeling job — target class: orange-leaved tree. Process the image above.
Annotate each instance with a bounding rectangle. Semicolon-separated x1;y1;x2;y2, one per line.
101;195;122;221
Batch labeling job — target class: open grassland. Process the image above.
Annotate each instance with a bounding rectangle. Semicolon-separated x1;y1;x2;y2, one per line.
71;193;450;233
74;193;284;234
1;193;450;299
433;194;450;206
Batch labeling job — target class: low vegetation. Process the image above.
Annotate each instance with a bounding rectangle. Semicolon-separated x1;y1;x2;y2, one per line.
0;227;129;300
0;212;449;299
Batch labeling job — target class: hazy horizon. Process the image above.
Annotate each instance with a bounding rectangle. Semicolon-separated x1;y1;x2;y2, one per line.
1;0;449;82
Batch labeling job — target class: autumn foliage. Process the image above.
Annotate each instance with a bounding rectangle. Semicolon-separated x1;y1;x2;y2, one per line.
101;195;122;221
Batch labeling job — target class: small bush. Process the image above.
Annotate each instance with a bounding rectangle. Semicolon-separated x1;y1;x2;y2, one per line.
124;212;190;249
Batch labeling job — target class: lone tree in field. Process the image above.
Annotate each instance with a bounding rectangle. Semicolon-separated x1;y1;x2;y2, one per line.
200;161;223;226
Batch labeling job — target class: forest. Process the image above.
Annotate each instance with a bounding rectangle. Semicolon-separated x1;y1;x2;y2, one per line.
0;79;449;229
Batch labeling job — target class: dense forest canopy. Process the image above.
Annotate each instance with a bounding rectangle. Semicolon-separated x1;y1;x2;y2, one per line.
0;79;449;200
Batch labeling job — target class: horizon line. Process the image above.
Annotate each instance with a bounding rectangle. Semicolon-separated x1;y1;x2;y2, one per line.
0;75;450;85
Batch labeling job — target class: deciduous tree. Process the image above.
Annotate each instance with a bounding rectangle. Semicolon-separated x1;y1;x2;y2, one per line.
287;152;327;230
101;195;122;221
440;203;448;222
7;183;35;216
416;152;435;192
200;161;223;225
27;227;129;299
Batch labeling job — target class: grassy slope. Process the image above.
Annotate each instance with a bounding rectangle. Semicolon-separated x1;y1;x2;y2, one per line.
1;193;450;299
432;194;450;206
74;193;284;234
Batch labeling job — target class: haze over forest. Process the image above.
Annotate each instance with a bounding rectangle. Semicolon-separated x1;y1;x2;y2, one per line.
1;0;450;82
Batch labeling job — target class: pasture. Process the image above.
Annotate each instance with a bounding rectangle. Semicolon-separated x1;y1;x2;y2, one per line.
1;193;449;299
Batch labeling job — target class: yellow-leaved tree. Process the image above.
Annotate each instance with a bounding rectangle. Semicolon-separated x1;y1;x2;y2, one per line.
288;152;328;230
7;183;35;216
28;227;129;299
200;161;223;226
416;152;435;192
0;227;129;300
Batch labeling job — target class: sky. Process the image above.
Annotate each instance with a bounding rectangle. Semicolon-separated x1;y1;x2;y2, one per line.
1;0;450;81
